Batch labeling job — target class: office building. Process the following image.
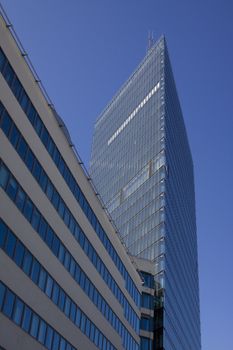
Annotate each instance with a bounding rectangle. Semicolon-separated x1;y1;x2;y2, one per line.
0;9;142;350
90;37;201;349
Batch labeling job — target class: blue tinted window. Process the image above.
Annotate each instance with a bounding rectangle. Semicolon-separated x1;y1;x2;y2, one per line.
20;92;29;113
5;229;16;258
38;268;47;291
27;105;37;124
45;275;53;298
11;77;23;100
6;176;18;201
141;293;153;309
64;251;70;270
14;240;25;267
30;313;39;338
140;317;151;331
4;62;15;86
90;323;95;342
51;282;59;305
41;128;49;147
13;298;24;325
52;332;60;350
0;48;6;71
1;111;12;136
75;308;81;327
23;197;33;221
30;259;40;283
25;148;35;171
38;319;47;344
85;318;91;337
58;289;65;312
34;115;43;136
15;188;25;211
0;220;7;248
9;124;20;147
140;337;152;350
51;190;60;209
64;297;71;317
38;217;47;240
17;136;28;160
94;327;99;346
45;227;54;248
69;258;75;277
46;180;53;200
80;313;86;333
59;338;66;350
58;244;65;263
51;235;60;256
32;159;42;182
22;250;33;275
22;305;32;332
31;207;41;231
39;169;48;191
0;281;6;310
45;326;54;349
70;302;76;323
58;199;65;219
2;289;15;318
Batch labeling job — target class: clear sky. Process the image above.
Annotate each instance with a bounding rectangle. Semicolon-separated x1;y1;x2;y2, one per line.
1;1;233;349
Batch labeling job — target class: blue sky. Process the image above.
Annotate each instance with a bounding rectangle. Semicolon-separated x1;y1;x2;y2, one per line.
1;0;233;348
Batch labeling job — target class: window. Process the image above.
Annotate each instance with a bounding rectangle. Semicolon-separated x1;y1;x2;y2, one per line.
45;275;53;298
11;77;23;100
51;282;59;305
38;319;47;344
5;229;16;258
15;188;25;211
45;326;54;349
0;48;6;71
23;197;33;221
0;163;9;189
4;62;15;86
2;289;15;318
0;220;7;248
14;240;25;267
31;208;41;231
22;305;32;332
140;316;151;331
38;268;47;291
25;148;35;171
13;298;24;325
6;177;18;201
0;281;6;310
141;293;154;309
30;259;40;283
9;124;20;147
22;250;33;275
1;111;12;136
17;136;28;160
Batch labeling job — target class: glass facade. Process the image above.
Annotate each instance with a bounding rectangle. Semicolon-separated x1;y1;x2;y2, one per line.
90;37;201;350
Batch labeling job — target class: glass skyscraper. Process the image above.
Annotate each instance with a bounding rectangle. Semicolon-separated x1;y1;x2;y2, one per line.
90;37;201;350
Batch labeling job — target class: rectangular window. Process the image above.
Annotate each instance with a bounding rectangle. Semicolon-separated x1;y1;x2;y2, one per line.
0;220;7;248
0;281;6;311
15;188;25;211
38;319;47;344
5;229;16;258
2;289;15;318
23;197;33;222
22;305;32;332
13;298;24;325
38;268;47;291
13;240;25;267
22;250;33;276
0;163;9;189
9;124;20;148
6;176;18;201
